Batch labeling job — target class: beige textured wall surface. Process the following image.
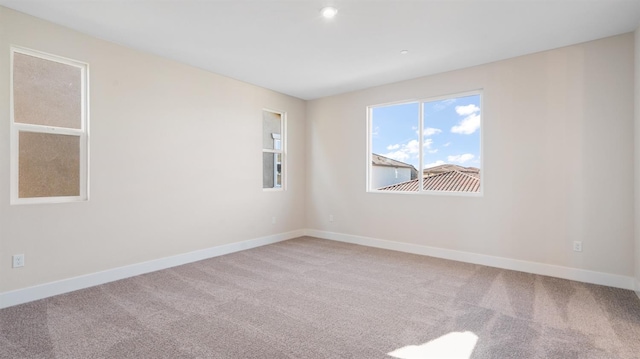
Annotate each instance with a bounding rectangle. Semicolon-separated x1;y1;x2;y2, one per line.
306;33;635;277
0;6;306;292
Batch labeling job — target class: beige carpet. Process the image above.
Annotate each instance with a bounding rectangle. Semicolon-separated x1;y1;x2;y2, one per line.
1;236;639;358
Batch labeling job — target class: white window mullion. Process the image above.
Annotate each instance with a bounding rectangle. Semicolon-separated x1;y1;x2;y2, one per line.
14;123;84;136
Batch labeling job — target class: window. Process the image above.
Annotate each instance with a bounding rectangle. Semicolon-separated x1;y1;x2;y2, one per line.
10;47;89;204
262;110;285;189
368;91;482;194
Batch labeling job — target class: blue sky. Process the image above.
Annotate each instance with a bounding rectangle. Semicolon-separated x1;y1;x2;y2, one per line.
371;94;481;169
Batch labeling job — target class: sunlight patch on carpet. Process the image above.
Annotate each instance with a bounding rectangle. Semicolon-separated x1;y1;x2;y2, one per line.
387;331;478;359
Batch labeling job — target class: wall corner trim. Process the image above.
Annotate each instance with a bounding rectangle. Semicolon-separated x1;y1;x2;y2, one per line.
303;229;637;291
0;230;305;309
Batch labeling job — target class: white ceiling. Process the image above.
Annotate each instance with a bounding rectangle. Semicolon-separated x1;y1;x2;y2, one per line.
2;0;640;100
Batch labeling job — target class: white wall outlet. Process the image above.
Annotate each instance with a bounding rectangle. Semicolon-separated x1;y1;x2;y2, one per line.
572;241;583;252
329;214;334;222
272;216;276;225
12;254;25;268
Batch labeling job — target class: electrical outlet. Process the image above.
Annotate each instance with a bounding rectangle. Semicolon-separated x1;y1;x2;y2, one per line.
329;214;334;222
12;254;25;268
572;241;583;252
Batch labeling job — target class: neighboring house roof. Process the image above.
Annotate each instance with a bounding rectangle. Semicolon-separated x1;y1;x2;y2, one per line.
371;153;416;170
424;164;479;176
378;170;480;192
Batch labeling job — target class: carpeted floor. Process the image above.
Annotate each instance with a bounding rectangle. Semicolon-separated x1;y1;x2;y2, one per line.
1;236;639;358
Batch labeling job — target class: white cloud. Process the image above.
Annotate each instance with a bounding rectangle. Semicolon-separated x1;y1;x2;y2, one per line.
382;140;418;162
423;127;442;136
455;104;480;116
434;98;456;111
447;153;475;164
383;150;410;162
428;149;438;154
382;138;433;163
405;139;433;153
443;142;451;147
424;160;445;168
451;113;480;135
405;139;420;154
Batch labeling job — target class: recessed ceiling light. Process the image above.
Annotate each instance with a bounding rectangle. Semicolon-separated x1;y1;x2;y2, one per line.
400;50;409;55
321;6;338;19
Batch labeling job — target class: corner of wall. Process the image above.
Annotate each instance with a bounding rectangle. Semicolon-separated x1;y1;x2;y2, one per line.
302;99;314;230
635;25;640;298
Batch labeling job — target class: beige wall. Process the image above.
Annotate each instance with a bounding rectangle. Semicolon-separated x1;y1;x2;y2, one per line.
0;7;306;292
306;33;635;277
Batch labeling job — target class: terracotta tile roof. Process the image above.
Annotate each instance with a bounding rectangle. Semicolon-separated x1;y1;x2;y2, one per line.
377;170;480;192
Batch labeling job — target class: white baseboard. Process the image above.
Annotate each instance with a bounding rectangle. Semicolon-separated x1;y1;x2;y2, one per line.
304;229;637;291
2;229;635;309
0;230;304;309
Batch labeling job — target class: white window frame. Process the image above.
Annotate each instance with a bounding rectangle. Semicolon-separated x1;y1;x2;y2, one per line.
272;133;282;188
366;90;483;196
262;109;286;191
10;46;90;205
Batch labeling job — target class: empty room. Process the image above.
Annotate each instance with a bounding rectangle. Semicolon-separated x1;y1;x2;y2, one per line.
1;1;640;358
